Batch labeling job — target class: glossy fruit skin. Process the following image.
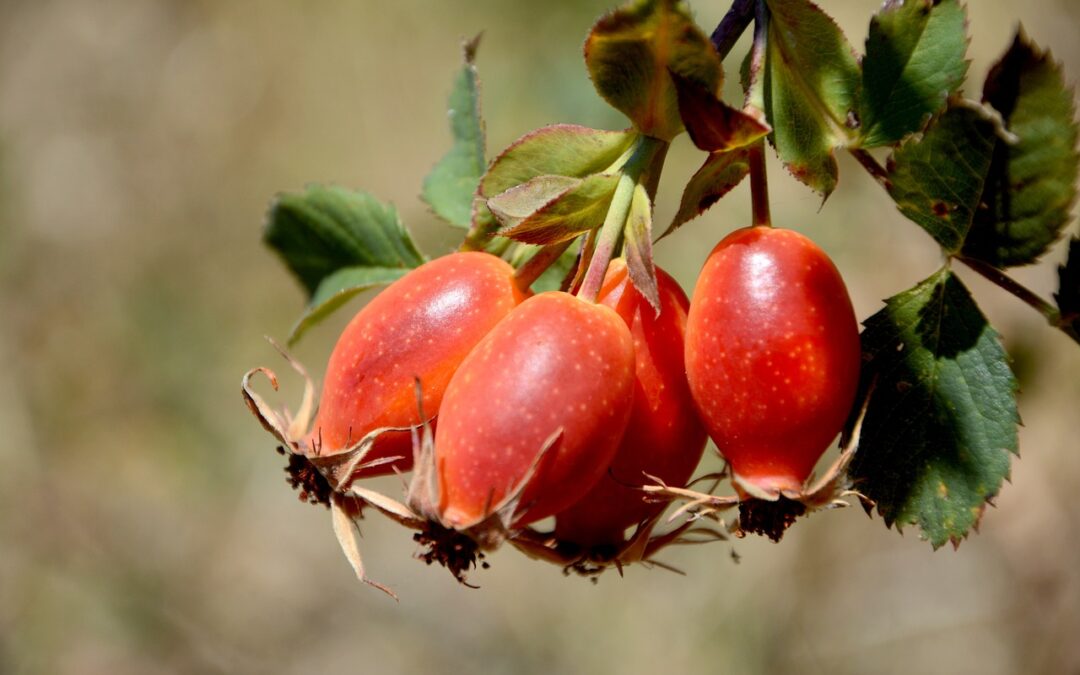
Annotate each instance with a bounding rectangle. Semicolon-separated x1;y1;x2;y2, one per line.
554;260;707;547
436;292;636;529
310;252;526;477
685;227;860;495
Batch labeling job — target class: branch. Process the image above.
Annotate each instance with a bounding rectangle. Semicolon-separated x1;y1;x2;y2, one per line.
848;147;1079;342
711;0;755;60
957;256;1077;340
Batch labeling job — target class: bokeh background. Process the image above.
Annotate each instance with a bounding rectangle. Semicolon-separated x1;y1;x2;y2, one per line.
2;1;1079;673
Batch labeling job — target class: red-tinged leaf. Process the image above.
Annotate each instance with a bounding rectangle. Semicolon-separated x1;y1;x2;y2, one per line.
671;70;769;152
487;175;581;230
473;124;637;238
479;125;636;199
623;183;660;312
498;174;620;245
585;0;722;141
663;147;751;237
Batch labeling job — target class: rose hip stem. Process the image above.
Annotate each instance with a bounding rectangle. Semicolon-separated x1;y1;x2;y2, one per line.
513;239;574;292
578;134;666;303
745;0;771;229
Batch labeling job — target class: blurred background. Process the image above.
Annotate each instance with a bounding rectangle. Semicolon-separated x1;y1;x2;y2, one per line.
1;1;1079;673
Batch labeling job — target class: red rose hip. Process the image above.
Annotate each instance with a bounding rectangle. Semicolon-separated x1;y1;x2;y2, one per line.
554;260;708;547
685;227;861;497
435;291;636;529
310;252;526;477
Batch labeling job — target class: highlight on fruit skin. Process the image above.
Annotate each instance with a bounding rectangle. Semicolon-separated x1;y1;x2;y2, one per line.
684;226;861;500
434;291;637;532
307;251;527;478
553;259;708;549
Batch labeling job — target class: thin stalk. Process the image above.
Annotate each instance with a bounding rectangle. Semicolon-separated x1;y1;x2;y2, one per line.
578;172;638;303
711;0;755;60
848;137;1079;342
567;228;598;294
958;256;1074;334
748;142;771;227
513;240;573;292
746;1;771;227
577;136;665;303
487;237;513;257
460;217;492;252
849;148;890;188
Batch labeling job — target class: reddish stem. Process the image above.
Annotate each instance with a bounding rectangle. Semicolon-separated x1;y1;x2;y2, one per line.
513;240;574;292
746;2;771;228
748;142;771;228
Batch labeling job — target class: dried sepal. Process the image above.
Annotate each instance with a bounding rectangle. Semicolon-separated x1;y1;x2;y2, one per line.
509;476;729;579
331;495;398;599
242;345;424;496
644;386;874;542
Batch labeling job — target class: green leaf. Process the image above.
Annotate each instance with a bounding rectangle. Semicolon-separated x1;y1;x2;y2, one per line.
961;31;1079;267
479;125;636;202
497;173;620;245
1056;237;1080;344
264;185;425;297
585;0;722;141
761;0;861;197
886;104;996;253
670;70;770;153
622;182;659;311
664;147;750;237
850;267;1019;549
422;36;486;228
859;0;969;148
288;266;412;345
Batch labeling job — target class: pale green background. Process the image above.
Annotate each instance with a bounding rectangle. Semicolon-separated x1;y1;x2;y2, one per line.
1;1;1079;673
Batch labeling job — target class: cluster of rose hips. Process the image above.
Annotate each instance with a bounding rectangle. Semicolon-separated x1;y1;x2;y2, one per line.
246;220;862;588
